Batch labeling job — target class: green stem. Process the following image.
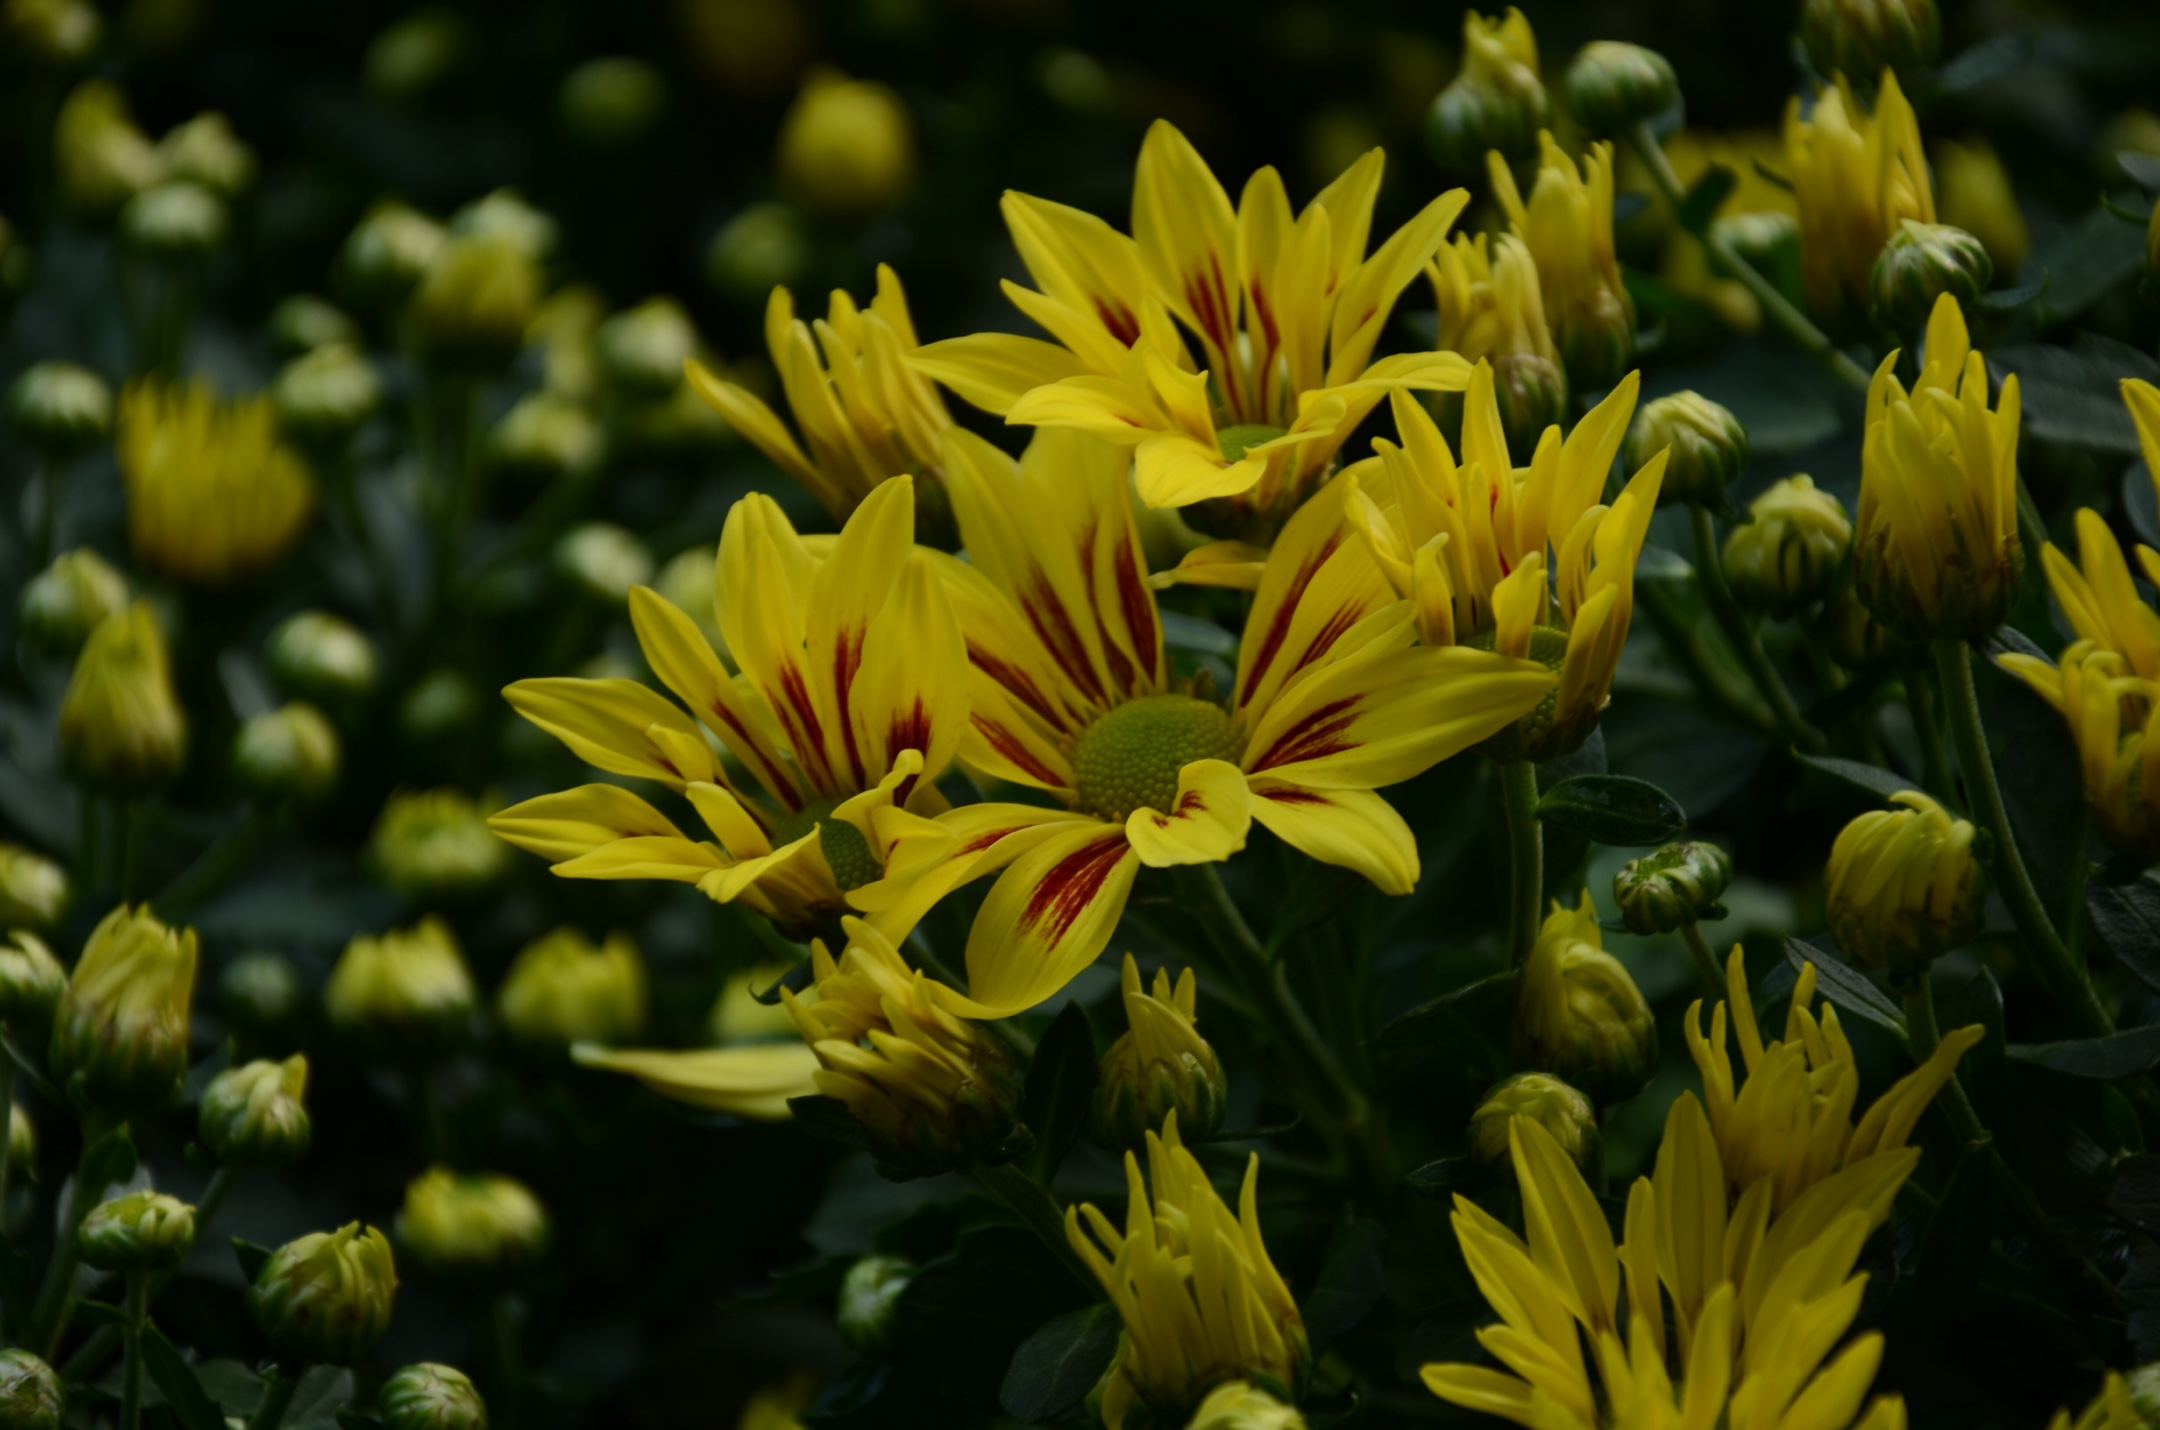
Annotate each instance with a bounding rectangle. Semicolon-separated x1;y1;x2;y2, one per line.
1636;582;1778;734
118;799;142;903
491;1296;525;1424
245;1363;303;1430
1905;664;1954;804
35;1114;117;1358
154;810;266;919
1688;505;1827;753
1498;760;1544;967
1627;122;1872;391
972;1161;1092;1288
119;1272;148;1430
0;1051;16;1235
1680;923;1727;996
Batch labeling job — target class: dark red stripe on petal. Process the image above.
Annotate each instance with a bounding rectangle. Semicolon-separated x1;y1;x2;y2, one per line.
959;824;1031;857
974;715;1066;788
1019;832;1130;945
1094;297;1140;347
832;624;869;790
774;664;835;791
1241;532;1344;703
1249;695;1361;772
887;697;932;803
1257;786;1329;806
1114;539;1160;686
1023;571;1108;705
703;699;803;811
967;642;1064;728
1078;518;1136;694
1290;603;1364;676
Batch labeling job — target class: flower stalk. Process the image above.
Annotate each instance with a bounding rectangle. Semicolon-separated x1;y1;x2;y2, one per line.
1688;504;1827;752
972;1161;1092;1288
1497;759;1543;967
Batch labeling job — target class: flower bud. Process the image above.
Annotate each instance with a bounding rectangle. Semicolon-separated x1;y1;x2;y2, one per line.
233;702;341;806
560;56;668;148
399;670;479;740
1870;220;1993;333
6;361;113;462
1809;575;1915;671
364;7;464;103
1425;8;1547;173
411;236;541;371
553;523;652;606
1626;391;1749;508
8;1102;33;1181
220;951;301;1034
486;393;603;481
397;1167;549;1285
118;181;228;259
2;0;100;70
1826;790;1980;975
1562;42;1678;137
17;549;128;656
336;201;447;314
1091;955;1227;1152
1801;0;1940;91
157;112;255;198
266;610;378;705
1613;842;1734;935
245;1223;398;1364
1185;1383;1308;1430
836;1254;913;1355
370;789;508;903
776;70;916;218
1514;891;1657;1104
1469;1074;1601;1177
0;931;67;1026
59;603;187;792
1720;475;1852;616
49;905;197;1116
200;1054;311;1169
0;1349;63;1430
326;917;475;1058
270;295;361;356
595;297;698;398
53;81;164;218
497;928;646;1048
1488;351;1570;462
77;1190;196;1271
379;1363;487;1430
451;189;558;264
705;202;810;305
274;344;383;446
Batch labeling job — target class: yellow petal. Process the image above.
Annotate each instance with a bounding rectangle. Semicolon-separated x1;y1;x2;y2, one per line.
1247;779;1418;894
503;677;716;789
951;821;1138;1017
908;332;1091;416
573;1042;819;1120
488;784;688;863
1123;758;1252;867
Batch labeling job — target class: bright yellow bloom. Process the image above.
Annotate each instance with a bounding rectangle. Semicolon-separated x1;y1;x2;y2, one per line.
1428;231;1558;375
1488;133;1635;390
920;428;1554;1017
2129;378;2160;518
2048;1374;2145;1430
118;379;316;584
1825;790;1982;973
1094;953;1227;1148
685;267;952;524
1514;890;1657;1103
1344;364;1665;761
1068;1112;1307;1430
1855;294;2021;641
1784;71;1934;325
492;474;977;944
912;119;1473;536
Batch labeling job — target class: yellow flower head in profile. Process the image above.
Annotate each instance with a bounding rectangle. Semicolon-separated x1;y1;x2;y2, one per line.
1784;70;1934;325
1427;231;1567;447
685;266;951;525
917;428;1554;1018
118;379;316;585
492;473;974;946
1186;1380;1307;1430
1854;294;2021;641
59;603;187;792
1825;790;1982;974
1345;363;1666;762
1068;1112;1308;1430
912;120;1474;538
1488;134;1635;391
1513;889;1657;1104
1093;953;1227;1149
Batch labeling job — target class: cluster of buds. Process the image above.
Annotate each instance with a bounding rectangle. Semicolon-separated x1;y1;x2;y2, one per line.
1723;475;1853;616
1513;891;1658;1104
1826;790;1981;976
397;1167;550;1286
49;905;197;1117
1091;955;1228;1151
246;1223;399;1364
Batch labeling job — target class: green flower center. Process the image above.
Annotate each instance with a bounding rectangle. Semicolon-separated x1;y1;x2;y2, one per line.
771;800;883;892
1070;694;1243;823
1215;424;1287;462
1469;622;1574;671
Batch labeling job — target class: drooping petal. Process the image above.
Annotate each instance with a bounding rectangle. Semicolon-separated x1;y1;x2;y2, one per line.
504;677;718;789
488;784;690;864
573;1042;819;1121
951;821;1139;1017
1246;779;1419;894
1123;758;1252;867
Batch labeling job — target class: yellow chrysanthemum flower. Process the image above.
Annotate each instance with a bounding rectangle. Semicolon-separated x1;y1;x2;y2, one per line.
117;379;316;585
491;473;982;944
1784;70;1934;326
1824;791;1983;974
2128;378;2160;516
2049;1374;2146;1430
1488;133;1636;390
1855;294;2021;641
915;427;1553;1017
684;265;952;524
1344;363;1665;761
911;119;1473;538
1068;1112;1308;1430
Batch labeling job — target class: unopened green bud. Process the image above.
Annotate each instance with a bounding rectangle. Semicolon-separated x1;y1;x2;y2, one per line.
379;1363;488;1430
7;1102;32;1181
836;1254;915;1355
274;344;383;445
596;297;698;398
336;201;447;313
1562;42;1677;137
232;702;341;805
777;70;916;218
0;856;67;937
554;523;652;605
246;1223;398;1364
1468;1072;1600;1176
18;549;127;656
157;112;255;198
1826;791;1980;974
1186;1382;1307;1430
59;603;187;792
450;189;557;264
200;1054;311;1169
266;609;378;705
118;180;227;258
486;393;603;480
0;931;67;1026
1627;391;1749;507
1090;955;1227;1152
78;1190;195;1271
7;361;113;461
705;202;810;304
364;7;464;103
2;0;101;69
1488;352;1570;460
0;1348;63;1430
326;916;475;1058
49;905;197;1116
560;57;668;148
1870;220;1993;333
497;928;646;1048
412;235;541;371
270;295;361;356
1801;0;1940;91
220;951;300;1033
1613;841;1734;935
53;81;164;218
370;789;507;902
397;1167;549;1285
1723;475;1852;615
1514;892;1657;1105
399;670;478;740
1425;8;1547;172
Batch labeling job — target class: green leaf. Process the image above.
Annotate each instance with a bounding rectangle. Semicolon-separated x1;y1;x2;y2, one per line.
192;1360;267;1416
1633;544;1693;583
1371;970;1517;1065
895;1225;1095;1408
1535;775;1687;846
788;1095;869;1152
2007;1024;2160;1079
1301;1219;1387;1354
1018;1002;1097;1182
999;1303;1120;1421
1918;1141;1994;1323
231;1237;273;1285
2020;214;2151;329
79;1126;139;1201
140;1326;229;1430
2087;875;2160;996
1676;163;1737;234
1783;939;1907;1039
1993;338;2159;454
1914;30;2037;106
1404;1157;1479;1199
286;1365;356;1430
1793;752;1917;804
72;1298;127;1328
1978;276;2048;312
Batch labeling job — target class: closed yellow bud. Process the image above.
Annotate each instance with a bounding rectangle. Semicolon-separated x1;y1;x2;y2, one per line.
325;916;476;1058
274;344;383;444
199;1054;311;1169
6;361;113;460
411;236;541;371
1092;954;1227;1151
1186;1382;1308;1430
1626;391;1749;507
1489;135;1636;390
220;951;301;1034
487;392;603;480
1428;232;1568;454
559;56;668;148
336;201;446;313
496;928;647;1048
450;188;558;264
0;1348;61;1430
78;1190;195;1271
1785;72;1934;329
595;297;699;398
1513;890;1657;1104
1722;475;1852;615
158;112;255;198
119;179;226;259
397;1167;549;1285
835;1254;913;1354
1871;221;1992;333
363;7;463;103
1826;790;1981;974
705;202;810;304
53;81;164;218
0;929;68;1025
1425;8;1547;172
18;548;127;655
59;604;187;792
553;523;652;605
378;1363;487;1430
776;70;915;218
118;380;316;586
269;295;360;356
246;1223;398;1364
1468;1072;1600;1176
1612;841;1735;934
369;789;509;903
49;905;198;1116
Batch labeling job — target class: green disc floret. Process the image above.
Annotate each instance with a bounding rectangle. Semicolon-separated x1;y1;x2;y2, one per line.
1071;694;1243;823
1215;424;1286;462
771;800;884;892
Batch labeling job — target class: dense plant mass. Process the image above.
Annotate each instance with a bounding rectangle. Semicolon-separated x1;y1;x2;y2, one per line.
6;0;2160;1425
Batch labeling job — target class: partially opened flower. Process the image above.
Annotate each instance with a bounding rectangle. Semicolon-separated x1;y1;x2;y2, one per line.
1426;231;1567;451
2002;645;2160;868
919;427;1554;1017
118;379;316;585
1487;134;1635;391
1785;70;1934;327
